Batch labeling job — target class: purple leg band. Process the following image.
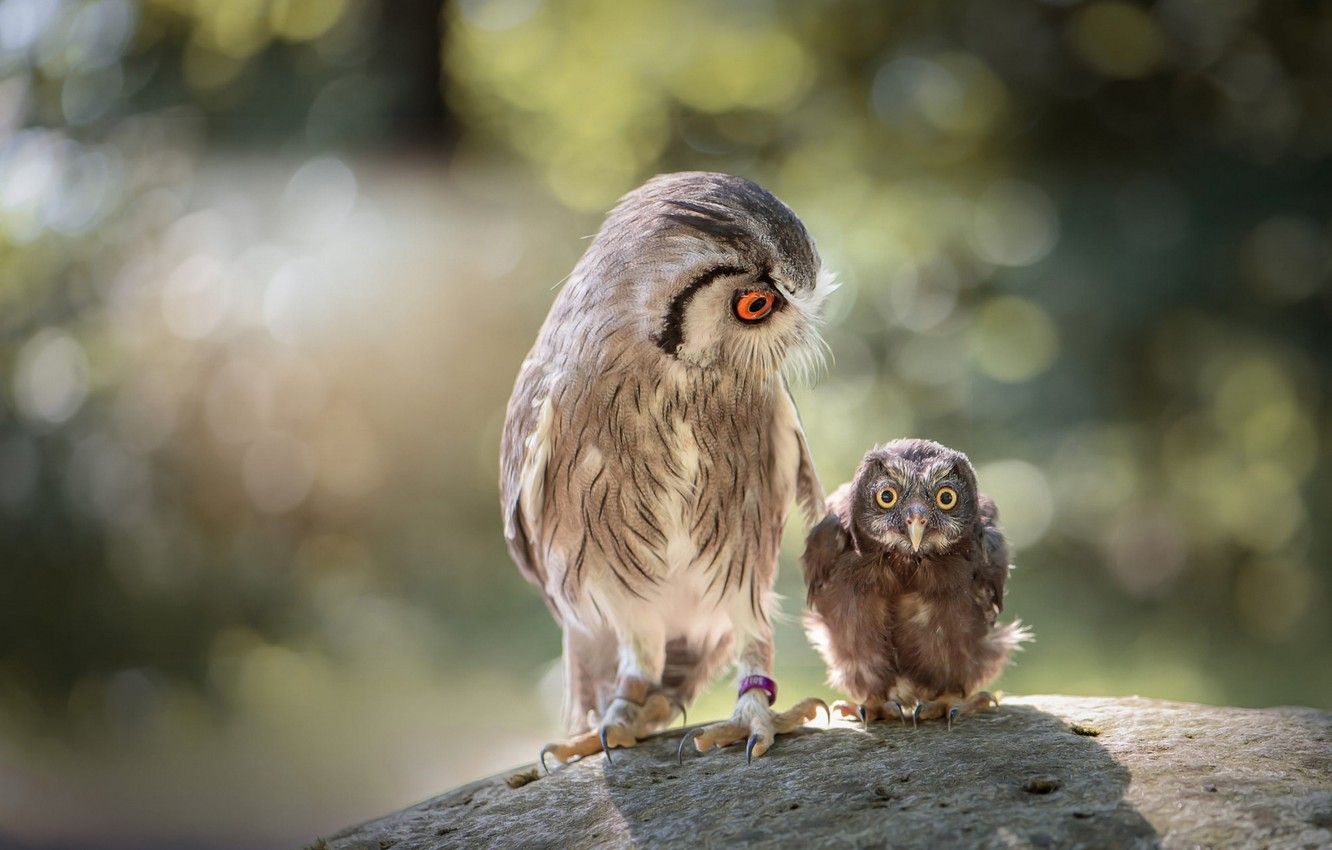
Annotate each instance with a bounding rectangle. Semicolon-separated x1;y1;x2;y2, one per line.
739;675;777;706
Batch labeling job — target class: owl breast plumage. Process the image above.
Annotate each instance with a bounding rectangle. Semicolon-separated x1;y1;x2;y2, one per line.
501;316;815;631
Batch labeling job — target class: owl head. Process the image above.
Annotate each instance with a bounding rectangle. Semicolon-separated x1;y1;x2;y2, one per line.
590;172;836;378
849;439;980;556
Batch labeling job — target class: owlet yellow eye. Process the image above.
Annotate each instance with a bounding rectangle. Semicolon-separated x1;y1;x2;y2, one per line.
875;487;898;509
936;486;958;510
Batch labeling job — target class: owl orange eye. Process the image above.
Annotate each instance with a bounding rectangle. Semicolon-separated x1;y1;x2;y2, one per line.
733;290;778;323
936;486;958;510
875;487;898;509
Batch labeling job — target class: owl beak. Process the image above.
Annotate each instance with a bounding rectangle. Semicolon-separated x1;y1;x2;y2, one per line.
905;504;928;552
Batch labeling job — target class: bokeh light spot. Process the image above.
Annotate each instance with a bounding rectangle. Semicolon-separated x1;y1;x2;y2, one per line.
1068;1;1165;80
281;156;358;241
243;432;316;514
1101;507;1188;598
161;255;230;339
206;359;275;445
970;180;1059;267
968;296;1059;382
13;328;90;426
1239;215;1329;303
975;459;1054;549
872;53;1007;143
458;0;542;32
269;0;347;41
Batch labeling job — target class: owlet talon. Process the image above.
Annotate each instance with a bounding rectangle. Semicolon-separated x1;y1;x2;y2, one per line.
832;700;859;721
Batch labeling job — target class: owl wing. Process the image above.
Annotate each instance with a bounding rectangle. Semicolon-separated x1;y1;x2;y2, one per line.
975;493;1011;619
801;483;853;604
781;377;825;527
499;356;562;623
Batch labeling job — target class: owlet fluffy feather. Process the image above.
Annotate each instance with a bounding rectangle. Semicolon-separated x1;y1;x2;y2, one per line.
500;172;836;768
802;439;1032;726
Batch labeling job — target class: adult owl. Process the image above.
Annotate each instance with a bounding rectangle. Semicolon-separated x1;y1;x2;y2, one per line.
802;439;1031;726
500;173;833;768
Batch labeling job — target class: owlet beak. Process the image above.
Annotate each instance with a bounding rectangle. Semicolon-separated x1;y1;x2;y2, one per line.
905;504;928;553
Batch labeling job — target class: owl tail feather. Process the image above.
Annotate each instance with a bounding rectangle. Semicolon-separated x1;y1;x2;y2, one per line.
982;619;1034;685
993;618;1035;654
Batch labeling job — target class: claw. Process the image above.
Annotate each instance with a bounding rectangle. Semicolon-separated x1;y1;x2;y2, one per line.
745;732;761;765
948;706;961;729
857;704;869;730
539;744;556;775
889;700;905;725
912;703;923;728
599;727;613;765
677;728;701;766
811;698;830;727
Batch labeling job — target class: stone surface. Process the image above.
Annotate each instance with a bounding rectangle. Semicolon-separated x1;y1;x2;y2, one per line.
320;696;1332;850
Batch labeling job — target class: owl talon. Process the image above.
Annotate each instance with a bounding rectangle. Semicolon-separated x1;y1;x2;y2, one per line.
972;691;999;711
812;698;830;727
857;704;869;730
682;696;817;765
745;733;761;765
948;706;961;729
593;691;682;765
677;728;702;765
599;727;613;764
912;703;924;728
536;729;603;771
889;700;905;725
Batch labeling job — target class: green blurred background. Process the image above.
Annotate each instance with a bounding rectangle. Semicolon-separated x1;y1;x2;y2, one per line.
1;0;1329;847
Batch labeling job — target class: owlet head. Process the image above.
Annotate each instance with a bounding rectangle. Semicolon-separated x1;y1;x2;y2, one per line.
851;439;979;556
592;172;835;379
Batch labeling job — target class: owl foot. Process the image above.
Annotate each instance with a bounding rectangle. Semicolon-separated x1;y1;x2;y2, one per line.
832;700;885;729
539;692;684;772
599;691;685;764
677;696;827;765
911;691;999;729
539;730;603;773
